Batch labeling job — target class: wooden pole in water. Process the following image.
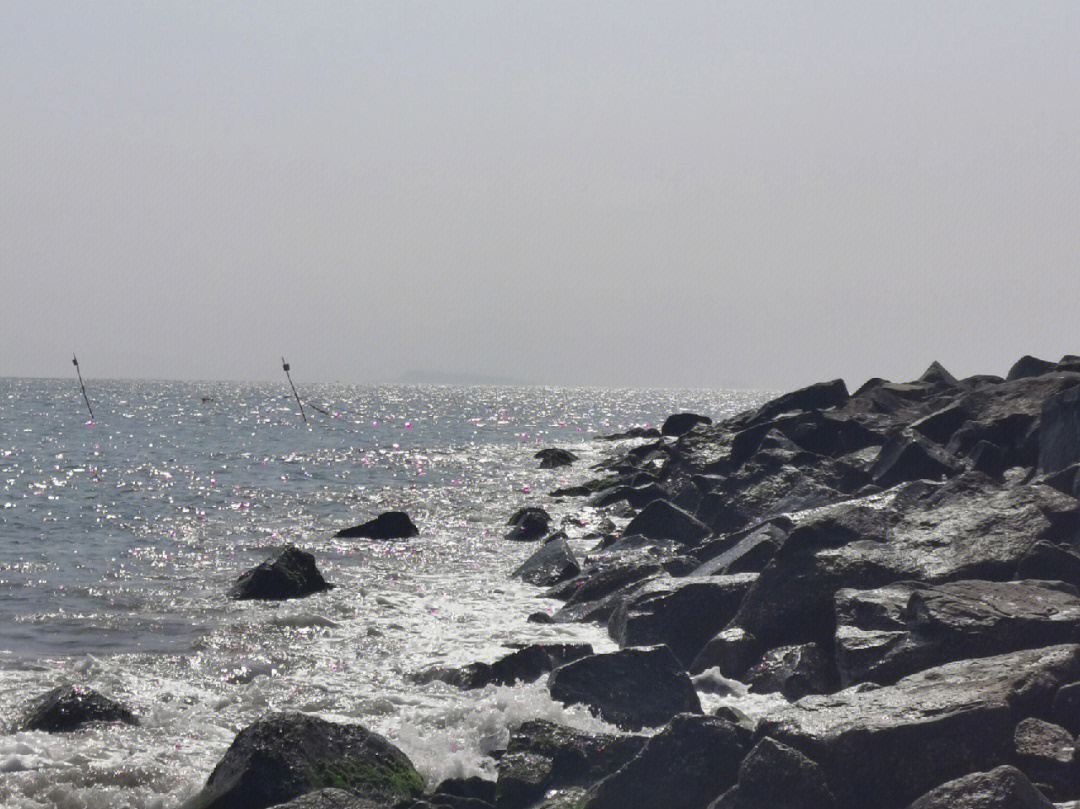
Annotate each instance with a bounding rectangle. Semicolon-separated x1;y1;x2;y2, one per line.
72;354;94;420
282;357;307;424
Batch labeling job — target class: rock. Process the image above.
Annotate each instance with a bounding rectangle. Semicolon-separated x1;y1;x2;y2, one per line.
623;499;710;546
1016;542;1080;588
535;448;578;469
411;643;592;690
689;627;762;678
591;482;666;509
429;776;496;808
870;432;963;488
1052;682;1080;736
597;426;662;441
578;714;748;809
266;791;385;809
746;642;833;700
1039;384;1080;473
662;413;713;437
607;574;758;668
1009;355;1060;381
910;402;971;446
16;684;138;732
1013;718;1077;798
228;545;335;601
835;579;1080;687
512;538;580;586
734;476;1080;650
757;645;1080;809
743;379;850;427
708;737;836;809
336;511;419;540
918;360;963;389
548;646;702;731
505;507;552;542
494;720;645;809
906;765;1054;809
547;553;665;624
692;522;788;576
189;712;424;809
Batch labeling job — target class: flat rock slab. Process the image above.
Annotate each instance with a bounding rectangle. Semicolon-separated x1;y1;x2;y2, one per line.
17;684;138;732
548;646;702;731
229;545;334;601
191;712;424;809
758;645;1080;809
336;511;419;540
835;579;1080;687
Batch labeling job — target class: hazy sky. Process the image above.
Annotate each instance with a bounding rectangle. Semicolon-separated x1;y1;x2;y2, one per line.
3;3;1079;389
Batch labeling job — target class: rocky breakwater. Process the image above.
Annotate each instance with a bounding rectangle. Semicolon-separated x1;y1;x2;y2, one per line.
478;353;1080;809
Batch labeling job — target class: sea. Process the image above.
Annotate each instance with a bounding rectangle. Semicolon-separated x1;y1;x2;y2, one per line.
0;378;771;808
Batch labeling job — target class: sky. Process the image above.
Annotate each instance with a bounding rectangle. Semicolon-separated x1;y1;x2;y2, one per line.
3;2;1080;390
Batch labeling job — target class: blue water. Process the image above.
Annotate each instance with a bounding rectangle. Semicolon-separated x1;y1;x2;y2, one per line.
0;377;768;808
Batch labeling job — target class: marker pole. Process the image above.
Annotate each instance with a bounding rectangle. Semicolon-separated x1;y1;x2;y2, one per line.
282;358;307;424
72;354;94;420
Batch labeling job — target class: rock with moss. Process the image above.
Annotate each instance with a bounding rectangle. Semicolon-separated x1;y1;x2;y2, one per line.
266;790;389;808
187;712;424;809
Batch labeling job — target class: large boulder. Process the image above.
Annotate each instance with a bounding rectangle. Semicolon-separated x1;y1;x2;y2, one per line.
607;574;758;668
623;499;710;546
835;579;1080;687
411;643;592;690
734;476;1080;650
336;511;419;540
511;538;580;586
505;507;552;542
692;522;789;577
547;646;702;731
870;432;963;489
16;684;138;732
742;379;850;427
229;545;334;601
1039;383;1080;473
757;645;1080;809
189;712;424;809
1009;355;1059;381
579;714;749;809
535;448;578;469
906;765;1054;809
745;642;832;700
662;413;713;437
689;627;762;678
494;720;644;809
708;737;836;809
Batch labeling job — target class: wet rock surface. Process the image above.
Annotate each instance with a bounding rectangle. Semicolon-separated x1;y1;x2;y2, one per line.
335;511;419;540
228;545;334;601
16;684;138;732
190;712;424;809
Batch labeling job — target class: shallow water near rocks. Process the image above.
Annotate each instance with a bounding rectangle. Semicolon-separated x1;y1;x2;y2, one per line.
0;378;769;808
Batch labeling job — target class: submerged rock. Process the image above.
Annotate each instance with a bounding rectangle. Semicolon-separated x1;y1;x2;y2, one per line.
535;448;578;469
411;643;592;690
505;507;552;541
335;511;419;540
228;545;334;601
189;712;424;809
17;684;138;732
547;646;701;731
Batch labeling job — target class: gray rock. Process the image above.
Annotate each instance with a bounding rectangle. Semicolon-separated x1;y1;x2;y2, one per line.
505;507;552;542
579;714;748;809
548;646;702;731
1013;718;1077;798
512;538;580;587
188;712;424;809
746;642;832;700
16;684;138;733
535;448;578;469
624;500;710;546
1039;384;1080;473
662;413;713;437
266;791;387;809
229;545;334;601
494;720;644;809
835;579;1080;687
689;627;762;678
335;511;419;539
708;737;835;809
757;645;1080;809
906;765;1054;809
607;574;757;668
870;432;964;489
411;643;592;690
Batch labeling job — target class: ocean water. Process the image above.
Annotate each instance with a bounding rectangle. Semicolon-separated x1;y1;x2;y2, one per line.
0;378;770;808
